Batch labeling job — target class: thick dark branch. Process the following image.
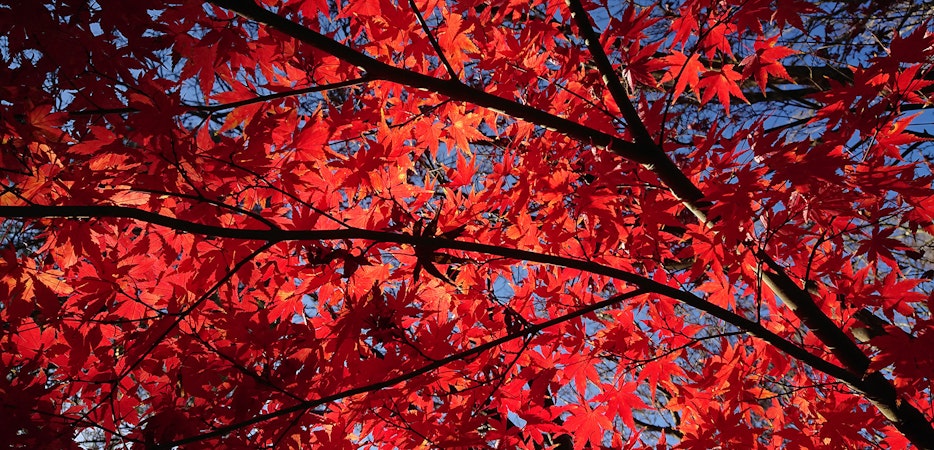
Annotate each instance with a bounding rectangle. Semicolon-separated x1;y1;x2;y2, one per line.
757;252;871;374
205;0;708;209
207;0;641;156
565;0;653;146
562;0;716;222
757;253;934;447
0;205;857;382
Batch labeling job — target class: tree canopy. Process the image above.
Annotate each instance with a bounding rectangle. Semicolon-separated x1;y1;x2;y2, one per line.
1;0;934;448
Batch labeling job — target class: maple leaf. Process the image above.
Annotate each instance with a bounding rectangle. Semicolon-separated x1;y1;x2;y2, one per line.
563;403;613;450
888;22;934;65
773;0;820;29
436;13;480;72
696;64;749;115
3;0;934;448
446;150;476;189
11;319;54;360
660;51;705;102
669;9;698;48
741;36;797;93
445;111;485;154
870;324;934;391
857;225;908;274
22;104;66;141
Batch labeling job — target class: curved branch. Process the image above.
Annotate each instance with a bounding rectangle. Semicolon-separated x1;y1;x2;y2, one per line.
5;202;930;443
0;205;855;384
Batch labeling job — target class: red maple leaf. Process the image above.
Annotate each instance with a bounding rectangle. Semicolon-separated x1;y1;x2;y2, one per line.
741;36;797;93
696;64;749;115
660;50;706;102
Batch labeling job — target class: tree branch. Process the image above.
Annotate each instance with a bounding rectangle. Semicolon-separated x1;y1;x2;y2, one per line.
407;0;458;80
0;205;859;384
152;289;649;448
565;0;654;146
70;77;369;116
756;252;934;447
205;0;709;210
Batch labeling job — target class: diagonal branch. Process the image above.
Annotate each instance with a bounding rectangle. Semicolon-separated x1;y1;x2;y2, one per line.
558;4;881;389
205;0;708;210
153;289;648;448
564;0;654;146
407;0;459;80
553;2;934;444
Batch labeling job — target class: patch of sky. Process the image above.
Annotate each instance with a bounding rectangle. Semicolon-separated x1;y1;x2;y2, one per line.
491;274;516;301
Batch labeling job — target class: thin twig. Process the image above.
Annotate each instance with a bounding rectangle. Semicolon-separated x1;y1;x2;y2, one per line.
70;77;369;116
154;289;648;448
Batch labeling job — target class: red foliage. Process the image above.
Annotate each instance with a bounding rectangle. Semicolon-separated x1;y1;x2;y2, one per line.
2;0;934;448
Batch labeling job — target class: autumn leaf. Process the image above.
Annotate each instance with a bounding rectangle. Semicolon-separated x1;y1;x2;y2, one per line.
2;0;934;448
697;64;749;115
741;36;797;93
660;50;705;102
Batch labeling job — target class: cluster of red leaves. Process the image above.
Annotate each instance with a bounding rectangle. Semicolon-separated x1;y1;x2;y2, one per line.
1;0;933;448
